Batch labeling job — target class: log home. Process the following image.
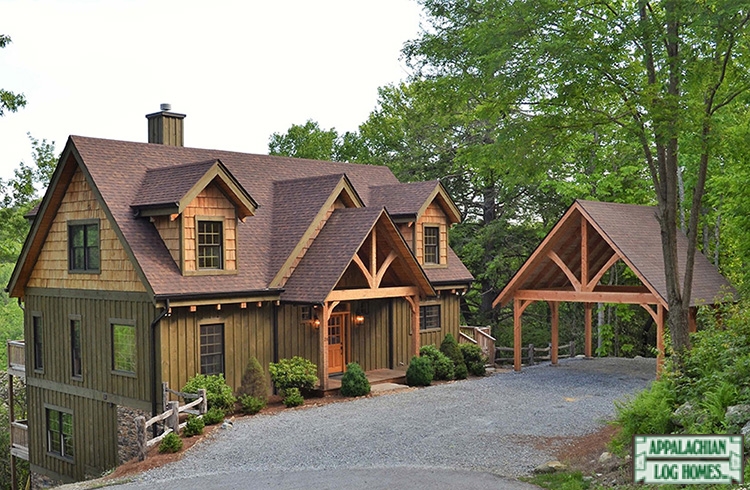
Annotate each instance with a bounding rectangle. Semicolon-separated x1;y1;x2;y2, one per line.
6;106;473;486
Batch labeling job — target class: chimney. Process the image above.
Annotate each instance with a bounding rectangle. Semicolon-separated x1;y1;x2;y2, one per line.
146;103;186;146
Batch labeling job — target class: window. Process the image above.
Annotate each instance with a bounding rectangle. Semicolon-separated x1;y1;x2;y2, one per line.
33;314;43;371
112;323;136;373
200;323;224;375
47;408;73;459
419;305;441;331
300;306;313;321
68;222;100;272
197;220;223;269
424;226;439;264
70;318;82;378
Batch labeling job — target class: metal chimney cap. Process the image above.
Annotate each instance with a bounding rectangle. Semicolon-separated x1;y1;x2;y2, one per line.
160;103;172;111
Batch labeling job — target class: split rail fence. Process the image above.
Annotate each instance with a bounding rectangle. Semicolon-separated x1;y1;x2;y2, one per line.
134;385;206;461
494;341;577;366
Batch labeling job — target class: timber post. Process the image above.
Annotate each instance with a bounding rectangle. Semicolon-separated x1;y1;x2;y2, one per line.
550;301;559;365
162;382;169;412
584;302;593;358
527;344;535;366
198;388;207;414
166;401;179;435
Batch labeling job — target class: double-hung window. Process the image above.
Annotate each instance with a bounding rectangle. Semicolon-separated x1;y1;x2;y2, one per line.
197;220;223;270
68;221;100;272
70;317;82;378
47;408;73;459
200;323;224;375
423;226;439;265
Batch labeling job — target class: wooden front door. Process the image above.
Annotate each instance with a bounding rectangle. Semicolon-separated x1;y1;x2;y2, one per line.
327;313;347;374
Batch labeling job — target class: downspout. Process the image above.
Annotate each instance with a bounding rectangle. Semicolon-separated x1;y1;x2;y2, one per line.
150;299;171;435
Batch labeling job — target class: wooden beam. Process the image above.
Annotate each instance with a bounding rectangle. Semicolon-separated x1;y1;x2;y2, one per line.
581;216;588;287
327;286;420;302
547;250;581;291
584;302;592;358
370;226;377;279
514;298;523;372
405;295;420;358
586;252;619;291
549;302;559;365
351;253;374;288
514;289;659;305
318;303;331;391
374;251;398;288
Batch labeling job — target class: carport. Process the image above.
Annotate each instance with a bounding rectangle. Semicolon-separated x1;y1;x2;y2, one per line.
492;200;736;372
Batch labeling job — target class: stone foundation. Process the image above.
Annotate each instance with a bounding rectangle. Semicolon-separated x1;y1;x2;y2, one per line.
31;471;63;490
117;405;150;464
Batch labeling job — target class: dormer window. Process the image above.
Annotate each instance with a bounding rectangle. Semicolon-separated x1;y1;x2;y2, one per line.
424;225;439;264
197;220;223;269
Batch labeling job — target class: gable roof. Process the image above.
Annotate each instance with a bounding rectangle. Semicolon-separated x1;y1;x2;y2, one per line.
131;159;258;219
282;208;434;303
493;199;736;309
9;135;472;301
369;180;462;223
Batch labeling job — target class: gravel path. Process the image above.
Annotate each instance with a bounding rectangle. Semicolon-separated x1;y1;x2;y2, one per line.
121;356;654;486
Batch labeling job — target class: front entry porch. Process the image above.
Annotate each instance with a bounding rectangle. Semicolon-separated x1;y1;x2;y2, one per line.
324;368;407;392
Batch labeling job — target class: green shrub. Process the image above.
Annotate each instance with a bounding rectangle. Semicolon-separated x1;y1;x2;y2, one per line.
269;356;318;394
340;362;371;397
239;394;267;415
440;333;466;375
460;343;487;377
182;414;205;437
406;355;434;386
611;378;676;454
182;374;236;413
158;432;182;453
420;344;454;380
237;356;268;401
453;362;468;380
282;387;305;407
202;406;225;425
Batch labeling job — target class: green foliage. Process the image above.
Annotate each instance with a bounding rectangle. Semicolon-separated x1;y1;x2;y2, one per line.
340;362;371;397
406;355;434;387
182;414;205;437
459;343;487;377
439;333;466;375
526;470;590;490
453;361;468;380
0;35;27;118
158;432;182;453
237;356;267;402
239;394;266;415
269;357;318;393
268;120;365;162
182;374;236;413
611;378;676;454
202;407;225;425
282;387;305;408
420;344;454;380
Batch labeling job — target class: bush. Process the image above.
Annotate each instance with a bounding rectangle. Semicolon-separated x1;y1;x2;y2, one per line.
406;355;434;386
182;414;205;437
611;378;676;454
282;387;305;407
239;394;267;415
269;356;318;394
420;344;454;380
182;374;236;413
454;362;468;380
237;356;268;401
158;432;182;453
460;343;487;377
202;406;225;425
340;362;371;397
440;333;466;375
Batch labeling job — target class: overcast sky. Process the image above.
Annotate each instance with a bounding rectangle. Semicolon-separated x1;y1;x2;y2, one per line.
0;0;423;180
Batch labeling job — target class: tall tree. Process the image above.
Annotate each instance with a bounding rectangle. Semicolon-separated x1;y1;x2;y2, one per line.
403;0;750;353
0;35;26;117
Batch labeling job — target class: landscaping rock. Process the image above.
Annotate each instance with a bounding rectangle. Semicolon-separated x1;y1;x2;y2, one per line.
725;404;750;427
671;401;697;427
598;451;613;464
534;460;567;473
741;421;750;450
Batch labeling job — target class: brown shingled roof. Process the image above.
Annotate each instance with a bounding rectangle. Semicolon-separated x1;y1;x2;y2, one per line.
9;135;472;300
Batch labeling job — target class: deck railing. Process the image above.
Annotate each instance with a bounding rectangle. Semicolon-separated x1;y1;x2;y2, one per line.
459;326;496;362
7;340;25;375
10;420;29;461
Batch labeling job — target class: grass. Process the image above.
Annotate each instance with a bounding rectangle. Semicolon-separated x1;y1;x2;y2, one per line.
525;471;591;490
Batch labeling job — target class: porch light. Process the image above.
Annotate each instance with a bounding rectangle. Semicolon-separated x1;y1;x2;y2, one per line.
312;317;321;329
353;314;365;325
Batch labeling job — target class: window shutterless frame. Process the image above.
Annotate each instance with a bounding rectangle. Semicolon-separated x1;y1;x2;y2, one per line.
68;219;100;273
423;225;440;265
32;312;43;372
419;304;441;331
70;315;82;379
111;319;136;375
196;218;224;270
45;405;74;461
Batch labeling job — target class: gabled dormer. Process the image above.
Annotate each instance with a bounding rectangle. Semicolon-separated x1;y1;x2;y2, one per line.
131;159;257;275
369;181;461;268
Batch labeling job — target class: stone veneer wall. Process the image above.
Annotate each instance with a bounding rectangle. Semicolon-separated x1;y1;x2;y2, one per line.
117;405;151;464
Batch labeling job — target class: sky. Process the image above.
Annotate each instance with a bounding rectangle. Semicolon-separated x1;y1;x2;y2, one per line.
0;0;423;180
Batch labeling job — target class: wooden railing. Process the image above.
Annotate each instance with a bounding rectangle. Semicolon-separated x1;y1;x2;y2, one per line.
459;326;496;363
10;420;29;460
495;341;577;366
135;387;206;461
7;340;25;376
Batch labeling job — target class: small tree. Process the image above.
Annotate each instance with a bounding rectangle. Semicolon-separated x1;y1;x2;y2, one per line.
459;343;487;377
440;334;466;374
237;356;267;401
420;344;454;380
406;356;434;387
340;363;371;397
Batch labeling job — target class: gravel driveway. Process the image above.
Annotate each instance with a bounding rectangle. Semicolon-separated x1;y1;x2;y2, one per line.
110;357;656;489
